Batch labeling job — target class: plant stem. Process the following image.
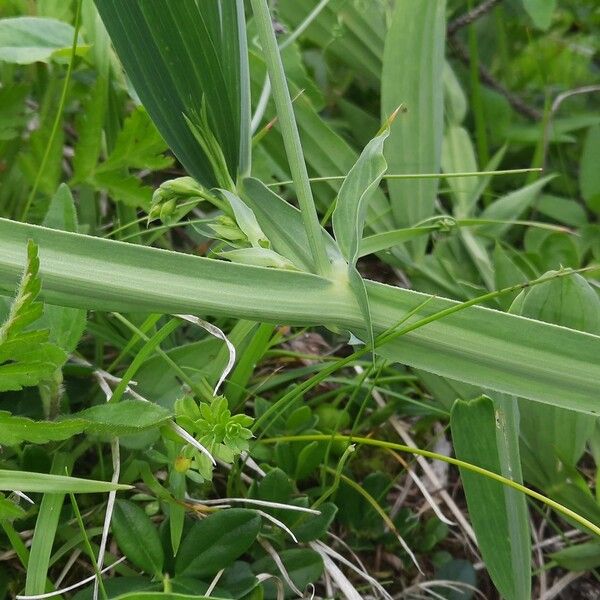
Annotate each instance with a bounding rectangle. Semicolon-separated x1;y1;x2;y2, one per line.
250;0;330;276
267;167;543;187
259;434;600;537
21;0;82;221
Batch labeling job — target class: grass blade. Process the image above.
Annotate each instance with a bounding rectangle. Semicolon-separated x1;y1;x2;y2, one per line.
382;0;446;256
1;218;599;414
94;0;248;187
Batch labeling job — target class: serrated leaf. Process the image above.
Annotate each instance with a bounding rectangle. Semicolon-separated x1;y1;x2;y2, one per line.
0;400;172;446
72;76;109;183
0;241;65;392
91;171;153;209
96;107;172;175
75;399;172;435
0;495;26;520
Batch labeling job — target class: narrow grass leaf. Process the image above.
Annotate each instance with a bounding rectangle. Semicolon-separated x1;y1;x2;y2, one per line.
382;0;446;255
0;470;129;493
1;220;600;414
450;397;530;600
25;454;69;595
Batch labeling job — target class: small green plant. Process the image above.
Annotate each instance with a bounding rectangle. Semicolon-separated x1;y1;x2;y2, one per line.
0;0;599;598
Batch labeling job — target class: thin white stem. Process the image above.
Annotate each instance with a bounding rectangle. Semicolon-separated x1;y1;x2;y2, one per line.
250;75;271;135
176;314;235;395
94;437;120;600
313;541;393;600
16;557;126;600
206;569;225;596
193;497;320;514
260;539;303;597
256;509;298;543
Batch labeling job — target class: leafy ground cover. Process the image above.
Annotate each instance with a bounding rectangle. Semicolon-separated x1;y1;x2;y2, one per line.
0;0;599;598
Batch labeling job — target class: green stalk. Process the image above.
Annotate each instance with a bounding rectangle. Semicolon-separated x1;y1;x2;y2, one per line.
21;0;82;221
259;434;600;537
267;167;543;187
249;0;330;276
1;219;599;414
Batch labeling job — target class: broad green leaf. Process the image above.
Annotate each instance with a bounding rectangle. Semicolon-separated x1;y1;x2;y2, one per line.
94;0;249;187
451;397;531;600
175;509;261;577
580;125;600;214
382;0;446;255
0;17;87;64
0;470;130;493
1;219;600;415
0;240;65;392
537;194;588;227
331;123;391;346
0;495;25;520
75;399;173;435
511;273;600;488
444;62;467;124
291;502;337;543
359;225;441;258
523;0;557;30
493;244;528;310
91;171;153;209
332;123;390;266
113;500;164;577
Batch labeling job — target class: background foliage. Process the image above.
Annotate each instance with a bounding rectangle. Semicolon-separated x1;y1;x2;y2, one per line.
0;0;599;599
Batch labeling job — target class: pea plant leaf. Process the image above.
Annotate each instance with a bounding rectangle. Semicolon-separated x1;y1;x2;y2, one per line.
175;508;261;577
0;240;65;392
